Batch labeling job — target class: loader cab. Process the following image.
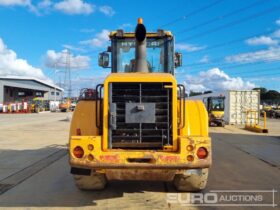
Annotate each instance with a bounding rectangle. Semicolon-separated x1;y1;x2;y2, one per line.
206;97;225;112
99;30;182;74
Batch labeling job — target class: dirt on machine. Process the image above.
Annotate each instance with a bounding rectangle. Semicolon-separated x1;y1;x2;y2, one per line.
68;18;212;191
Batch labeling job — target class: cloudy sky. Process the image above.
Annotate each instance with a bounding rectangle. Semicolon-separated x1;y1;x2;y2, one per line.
0;0;279;95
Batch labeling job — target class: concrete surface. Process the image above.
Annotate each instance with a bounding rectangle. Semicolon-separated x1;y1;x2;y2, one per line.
0;113;279;209
262;117;280;136
211;123;280;168
0;113;70;180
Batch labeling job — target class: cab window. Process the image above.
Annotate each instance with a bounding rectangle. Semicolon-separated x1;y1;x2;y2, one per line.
210;98;225;111
112;38;173;73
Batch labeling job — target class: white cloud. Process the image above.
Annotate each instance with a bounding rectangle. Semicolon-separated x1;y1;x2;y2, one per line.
37;0;52;9
62;44;85;52
272;29;280;38
176;43;205;52
34;0;53;15
54;0;94;15
276;18;280;26
0;0;30;6
199;55;209;64
246;36;278;46
0;0;39;14
99;5;115;17
184;68;255;93
187;83;206;93
80;29;110;48
44;49;90;69
72;70;110;88
225;47;280;63
0;38;47;80
0;0;115;16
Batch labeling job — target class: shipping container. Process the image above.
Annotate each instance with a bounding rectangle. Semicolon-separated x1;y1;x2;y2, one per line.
224;90;260;125
188;90;260;125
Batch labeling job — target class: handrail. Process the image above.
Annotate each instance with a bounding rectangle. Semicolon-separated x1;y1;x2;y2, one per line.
95;84;104;130
177;84;185;129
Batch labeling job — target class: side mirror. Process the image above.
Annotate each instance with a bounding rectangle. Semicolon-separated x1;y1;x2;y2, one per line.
98;52;110;68
175;52;182;68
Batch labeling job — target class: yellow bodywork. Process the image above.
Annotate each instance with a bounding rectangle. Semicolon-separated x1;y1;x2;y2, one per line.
263;106;272;111
211;111;224;119
244;110;268;133
69;73;211;180
109;31;173;39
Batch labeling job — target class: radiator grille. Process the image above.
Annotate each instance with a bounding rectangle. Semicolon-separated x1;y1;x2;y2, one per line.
109;82;172;149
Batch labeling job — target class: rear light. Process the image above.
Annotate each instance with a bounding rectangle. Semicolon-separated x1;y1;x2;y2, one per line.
88;144;94;151
197;147;208;159
76;128;81;136
73;146;84;158
186;145;194;151
187;155;194;162
88;154;94;161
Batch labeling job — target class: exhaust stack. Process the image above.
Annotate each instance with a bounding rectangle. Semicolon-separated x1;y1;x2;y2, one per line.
134;18;149;73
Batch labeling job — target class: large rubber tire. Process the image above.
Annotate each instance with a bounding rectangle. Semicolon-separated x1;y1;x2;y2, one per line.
173;169;209;192
73;172;107;190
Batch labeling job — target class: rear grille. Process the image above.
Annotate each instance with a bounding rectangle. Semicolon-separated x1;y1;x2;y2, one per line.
109;82;172;149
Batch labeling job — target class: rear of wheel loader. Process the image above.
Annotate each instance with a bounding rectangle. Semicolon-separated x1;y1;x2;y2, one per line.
69;18;212;192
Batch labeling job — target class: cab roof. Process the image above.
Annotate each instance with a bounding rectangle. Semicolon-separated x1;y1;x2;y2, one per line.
109;30;173;39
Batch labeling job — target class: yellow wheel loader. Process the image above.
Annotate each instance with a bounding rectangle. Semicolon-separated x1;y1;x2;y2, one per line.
69;18;211;192
204;96;225;127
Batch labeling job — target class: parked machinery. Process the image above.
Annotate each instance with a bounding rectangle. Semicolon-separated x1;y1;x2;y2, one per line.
69;19;211;191
59;99;71;112
203;96;225;127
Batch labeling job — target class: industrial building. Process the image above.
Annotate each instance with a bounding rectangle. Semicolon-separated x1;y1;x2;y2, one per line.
0;76;63;103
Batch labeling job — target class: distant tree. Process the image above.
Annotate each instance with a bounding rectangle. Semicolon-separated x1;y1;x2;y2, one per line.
263;90;280;100
253;87;267;94
189;91;203;96
204;90;213;94
253;87;268;101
